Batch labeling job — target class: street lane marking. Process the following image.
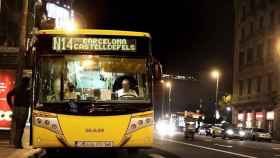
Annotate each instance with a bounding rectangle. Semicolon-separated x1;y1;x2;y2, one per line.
214;143;233;148
162;138;257;158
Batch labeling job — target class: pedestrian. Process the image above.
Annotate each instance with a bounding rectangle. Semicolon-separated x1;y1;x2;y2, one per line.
6;77;31;148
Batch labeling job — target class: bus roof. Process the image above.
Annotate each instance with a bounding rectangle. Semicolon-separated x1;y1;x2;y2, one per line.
37;29;151;38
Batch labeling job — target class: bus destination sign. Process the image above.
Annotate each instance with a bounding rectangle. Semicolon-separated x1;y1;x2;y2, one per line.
52;37;137;52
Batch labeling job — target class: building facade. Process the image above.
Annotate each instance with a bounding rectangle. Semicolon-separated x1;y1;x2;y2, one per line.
233;0;280;139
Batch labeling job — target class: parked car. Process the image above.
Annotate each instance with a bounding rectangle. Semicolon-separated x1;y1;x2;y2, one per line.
223;127;246;140
249;128;272;142
198;125;211;136
211;125;224;138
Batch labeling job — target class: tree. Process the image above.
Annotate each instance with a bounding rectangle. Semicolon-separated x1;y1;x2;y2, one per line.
218;93;232;110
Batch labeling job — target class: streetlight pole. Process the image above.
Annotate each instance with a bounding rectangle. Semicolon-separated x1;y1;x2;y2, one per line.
215;74;219;115
211;70;220;124
16;0;29;84
168;85;172;117
166;82;172;118
160;80;165;119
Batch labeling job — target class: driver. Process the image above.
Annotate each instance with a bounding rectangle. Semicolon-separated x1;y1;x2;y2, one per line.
116;79;138;97
64;83;80;100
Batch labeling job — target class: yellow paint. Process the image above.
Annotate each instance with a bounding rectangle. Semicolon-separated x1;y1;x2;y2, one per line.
32;111;154;148
32;125;64;148
123;126;154;147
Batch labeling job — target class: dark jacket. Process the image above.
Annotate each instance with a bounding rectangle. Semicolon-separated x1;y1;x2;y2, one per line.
7;86;31;108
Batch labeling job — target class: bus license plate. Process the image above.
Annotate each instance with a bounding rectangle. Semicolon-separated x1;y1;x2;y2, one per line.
75;141;113;147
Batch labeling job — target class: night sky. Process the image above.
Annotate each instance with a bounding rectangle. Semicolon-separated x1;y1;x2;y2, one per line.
74;0;234;112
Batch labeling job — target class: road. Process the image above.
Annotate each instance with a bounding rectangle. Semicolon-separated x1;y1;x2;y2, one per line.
39;132;280;158
154;133;280;158
1;129;279;158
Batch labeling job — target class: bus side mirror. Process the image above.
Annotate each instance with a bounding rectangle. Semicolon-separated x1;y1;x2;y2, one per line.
153;63;162;81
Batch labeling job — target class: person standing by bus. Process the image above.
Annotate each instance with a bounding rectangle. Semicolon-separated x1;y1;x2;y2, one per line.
6;77;31;148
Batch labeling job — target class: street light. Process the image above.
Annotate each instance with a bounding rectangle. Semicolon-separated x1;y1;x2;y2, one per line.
211;70;220;123
65;19;78;32
166;82;171;88
226;107;231;112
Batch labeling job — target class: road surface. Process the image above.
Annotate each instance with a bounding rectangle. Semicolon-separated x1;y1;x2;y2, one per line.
40;132;280;158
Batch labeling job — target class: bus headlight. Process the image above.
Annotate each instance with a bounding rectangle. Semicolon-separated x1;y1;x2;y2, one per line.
34;117;62;135
126;116;153;134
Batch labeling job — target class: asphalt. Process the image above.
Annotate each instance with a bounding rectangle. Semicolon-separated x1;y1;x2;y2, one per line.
2;130;280;158
155;132;280;158
39;132;280;158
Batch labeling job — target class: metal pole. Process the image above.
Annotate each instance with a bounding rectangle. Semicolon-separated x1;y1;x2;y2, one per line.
12;0;28;145
214;75;219;122
16;0;28;83
161;86;164;119
33;1;37;29
168;86;172;117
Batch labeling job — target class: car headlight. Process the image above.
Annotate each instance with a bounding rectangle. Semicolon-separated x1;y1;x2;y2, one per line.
156;120;175;137
226;129;234;135
239;130;246;137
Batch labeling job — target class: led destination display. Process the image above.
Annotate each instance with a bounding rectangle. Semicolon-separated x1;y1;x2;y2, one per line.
53;37;137;52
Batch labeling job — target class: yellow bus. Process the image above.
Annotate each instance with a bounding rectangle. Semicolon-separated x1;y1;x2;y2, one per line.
30;29;160;150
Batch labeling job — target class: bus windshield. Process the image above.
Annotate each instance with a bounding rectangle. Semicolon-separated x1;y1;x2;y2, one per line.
38;55;150;103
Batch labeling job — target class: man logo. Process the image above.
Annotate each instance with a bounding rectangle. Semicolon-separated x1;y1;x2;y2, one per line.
85;128;104;133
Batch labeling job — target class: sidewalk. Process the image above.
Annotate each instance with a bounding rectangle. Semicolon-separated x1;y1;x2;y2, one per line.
0;128;42;158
